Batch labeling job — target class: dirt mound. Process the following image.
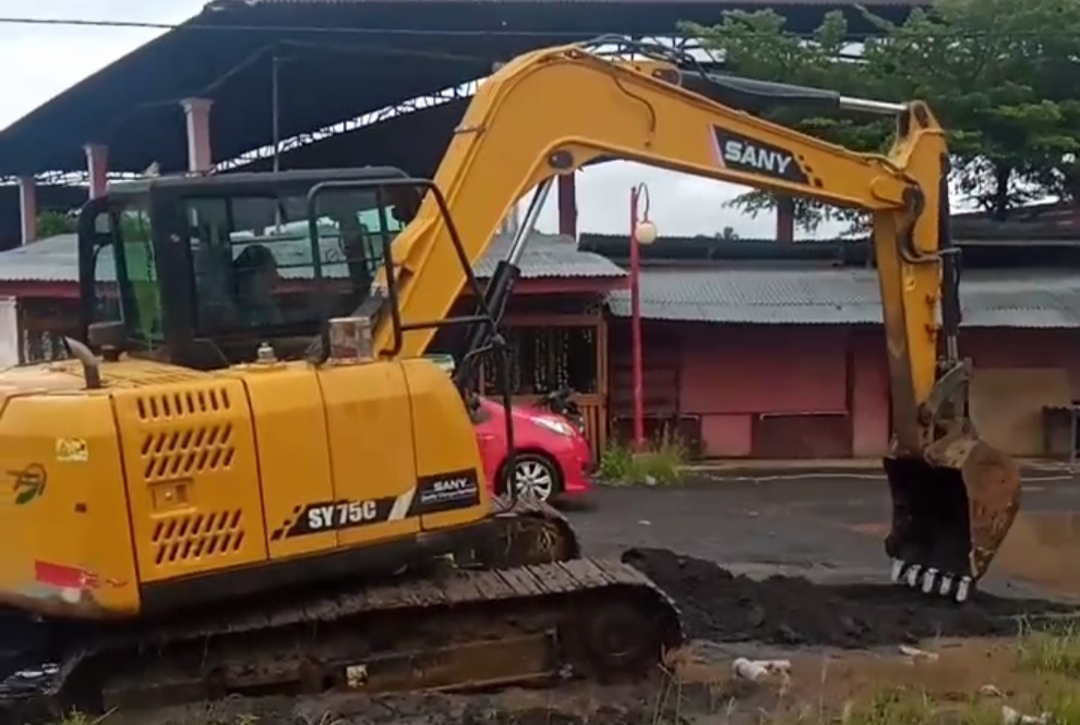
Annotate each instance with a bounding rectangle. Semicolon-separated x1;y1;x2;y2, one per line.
622;547;1076;648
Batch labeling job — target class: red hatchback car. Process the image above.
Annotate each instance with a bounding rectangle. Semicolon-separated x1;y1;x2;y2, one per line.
471;396;593;503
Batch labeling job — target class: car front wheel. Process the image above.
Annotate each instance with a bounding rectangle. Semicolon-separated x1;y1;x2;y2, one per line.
503;452;563;503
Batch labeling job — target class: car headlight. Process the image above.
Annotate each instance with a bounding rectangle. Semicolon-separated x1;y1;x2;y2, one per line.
533;416;576;437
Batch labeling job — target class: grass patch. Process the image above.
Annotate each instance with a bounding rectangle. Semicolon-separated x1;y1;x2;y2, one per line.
829;689;1001;725
654;622;1080;725
598;436;688;486
822;687;1080;725
1017;619;1080;678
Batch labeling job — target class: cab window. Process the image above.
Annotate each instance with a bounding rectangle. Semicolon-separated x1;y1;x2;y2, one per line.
88;200;163;345
180;188;402;339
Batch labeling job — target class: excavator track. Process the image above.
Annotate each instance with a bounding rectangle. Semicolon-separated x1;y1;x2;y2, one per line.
0;498;679;722
482;493;583;566
39;557;682;718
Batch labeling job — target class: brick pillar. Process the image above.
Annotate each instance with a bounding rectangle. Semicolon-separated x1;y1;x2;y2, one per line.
181;97;214;172
18;177;36;245
84;144;108;199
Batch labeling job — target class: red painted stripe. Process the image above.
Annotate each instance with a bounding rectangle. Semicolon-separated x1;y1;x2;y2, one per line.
34;561;88;589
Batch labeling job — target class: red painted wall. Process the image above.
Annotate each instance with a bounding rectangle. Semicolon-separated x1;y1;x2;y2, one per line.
678;325;848;414
609;320;1080;459
850;330;890;457
676;324;849;456
610;321;853;457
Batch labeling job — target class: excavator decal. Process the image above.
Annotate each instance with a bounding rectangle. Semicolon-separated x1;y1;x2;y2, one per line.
713;128;810;184
412;468;481;515
280;497;399;537
31;561;127;605
6;464;46;506
271;468;481;539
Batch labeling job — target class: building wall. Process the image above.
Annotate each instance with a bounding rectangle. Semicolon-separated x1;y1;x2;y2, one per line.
609;321;856;457
608;320;1080;459
678;325;850;457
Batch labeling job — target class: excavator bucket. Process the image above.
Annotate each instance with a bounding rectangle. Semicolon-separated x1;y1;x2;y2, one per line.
883;437;1021;601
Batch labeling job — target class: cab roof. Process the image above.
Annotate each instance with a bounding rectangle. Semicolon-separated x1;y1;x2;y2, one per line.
106;167;412;198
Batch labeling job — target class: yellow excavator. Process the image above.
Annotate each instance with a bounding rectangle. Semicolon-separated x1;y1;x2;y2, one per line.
0;39;1019;715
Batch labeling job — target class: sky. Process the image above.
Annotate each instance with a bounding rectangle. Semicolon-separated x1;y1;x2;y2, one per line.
0;0;847;240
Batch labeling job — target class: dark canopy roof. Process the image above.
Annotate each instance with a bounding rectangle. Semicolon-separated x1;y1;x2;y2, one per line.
0;0;921;177
236;100;466;177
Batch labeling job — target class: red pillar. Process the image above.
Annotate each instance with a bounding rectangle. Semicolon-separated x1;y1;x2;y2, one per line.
630;186;644;451
557;173;577;238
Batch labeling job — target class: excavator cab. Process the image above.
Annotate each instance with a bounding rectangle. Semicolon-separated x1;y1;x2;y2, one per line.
76;167;499;373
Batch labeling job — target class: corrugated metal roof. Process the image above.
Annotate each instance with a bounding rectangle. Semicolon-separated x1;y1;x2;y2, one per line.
476;233;626;279
607;267;1080;328
0;231;623;283
0;234;80;283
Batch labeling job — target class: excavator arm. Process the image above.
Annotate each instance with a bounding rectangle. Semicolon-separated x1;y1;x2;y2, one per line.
367;43;1019;600
381;46;936;361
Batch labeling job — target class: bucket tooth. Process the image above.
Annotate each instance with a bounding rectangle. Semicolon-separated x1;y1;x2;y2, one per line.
955;576;972;603
921;568;937;594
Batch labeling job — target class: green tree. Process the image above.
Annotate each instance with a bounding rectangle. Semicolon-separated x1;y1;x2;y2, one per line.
681;10;889;234
35;210;77;238
861;0;1080;219
681;0;1080;226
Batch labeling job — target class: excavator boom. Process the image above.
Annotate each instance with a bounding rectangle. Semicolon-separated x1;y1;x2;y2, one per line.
365;43;1018;598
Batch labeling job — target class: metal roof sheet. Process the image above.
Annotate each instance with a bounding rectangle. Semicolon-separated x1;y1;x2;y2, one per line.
476;233;626;279
0;231;623;283
0;1;921;176
607;267;1080;328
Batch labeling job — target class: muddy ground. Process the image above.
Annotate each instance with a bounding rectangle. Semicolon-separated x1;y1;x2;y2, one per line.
621;547;1071;649
33;474;1080;724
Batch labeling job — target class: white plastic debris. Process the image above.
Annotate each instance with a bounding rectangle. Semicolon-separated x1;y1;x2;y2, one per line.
979;684;1004;698
898;644;939;661
1001;705;1051;725
345;663;368;688
732;657;792;681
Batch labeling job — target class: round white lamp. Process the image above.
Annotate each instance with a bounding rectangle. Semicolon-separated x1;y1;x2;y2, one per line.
635;219;659;246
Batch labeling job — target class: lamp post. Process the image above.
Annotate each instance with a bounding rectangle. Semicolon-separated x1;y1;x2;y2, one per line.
630;183;658;452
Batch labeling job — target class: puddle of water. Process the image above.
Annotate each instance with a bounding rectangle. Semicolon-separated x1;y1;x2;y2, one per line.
845;513;1080;601
994;512;1080;601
